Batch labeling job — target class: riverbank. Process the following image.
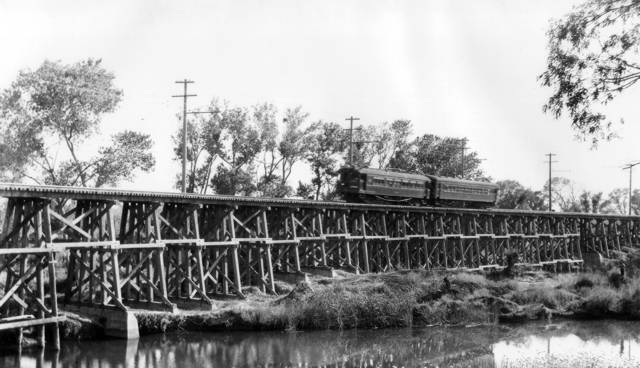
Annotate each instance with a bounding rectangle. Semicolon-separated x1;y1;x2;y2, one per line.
53;263;640;339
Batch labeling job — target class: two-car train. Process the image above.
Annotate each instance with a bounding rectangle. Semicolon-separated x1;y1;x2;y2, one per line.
337;167;498;208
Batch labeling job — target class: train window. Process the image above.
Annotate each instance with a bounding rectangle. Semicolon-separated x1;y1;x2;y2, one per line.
443;185;490;195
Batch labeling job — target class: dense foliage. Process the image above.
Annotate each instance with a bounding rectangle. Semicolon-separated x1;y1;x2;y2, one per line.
0;59;155;187
171;100;490;199
540;0;640;145
495;176;640;214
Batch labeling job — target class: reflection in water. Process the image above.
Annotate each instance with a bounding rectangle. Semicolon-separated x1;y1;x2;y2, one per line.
3;320;640;368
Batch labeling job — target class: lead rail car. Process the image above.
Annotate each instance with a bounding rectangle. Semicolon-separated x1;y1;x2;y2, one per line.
337;167;498;208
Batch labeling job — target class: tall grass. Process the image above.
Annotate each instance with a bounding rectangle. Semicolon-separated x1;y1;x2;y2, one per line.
125;270;640;336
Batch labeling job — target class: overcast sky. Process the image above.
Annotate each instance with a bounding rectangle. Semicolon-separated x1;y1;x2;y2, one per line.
1;0;640;194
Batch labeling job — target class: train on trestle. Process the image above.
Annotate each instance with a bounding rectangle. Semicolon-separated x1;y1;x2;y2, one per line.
337;166;499;208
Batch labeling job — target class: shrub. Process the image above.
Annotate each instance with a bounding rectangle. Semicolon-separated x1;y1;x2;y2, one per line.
574;276;594;289
580;286;622;316
607;268;625;289
504;249;519;276
508;285;577;309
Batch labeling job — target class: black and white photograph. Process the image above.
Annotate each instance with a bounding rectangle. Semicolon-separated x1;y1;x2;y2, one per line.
2;0;640;367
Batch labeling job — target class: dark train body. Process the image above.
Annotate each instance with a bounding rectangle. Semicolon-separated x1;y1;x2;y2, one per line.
337;167;498;208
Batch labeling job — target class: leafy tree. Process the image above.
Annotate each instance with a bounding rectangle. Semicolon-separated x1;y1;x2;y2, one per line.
389;134;485;179
278;107;310;187
173;100;311;197
210;166;255;196
601;187;640;214
254;104;310;197
172;100;260;195
347;124;380;168
541;177;607;213
92;131;155;187
210;106;261;195
295;181;315;199
172;113;221;193
539;0;640;144
303;121;346;199
254;102;280;194
0;59;154;187
348;119;413;169
543;177;580;211
578;191;605;213
378;119;413;168
495;180;546;210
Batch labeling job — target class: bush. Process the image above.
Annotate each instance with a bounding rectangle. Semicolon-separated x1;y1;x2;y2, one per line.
620;277;640;318
504;249;519;276
607;268;625;289
294;283;415;329
508;285;577;309
579;287;622;316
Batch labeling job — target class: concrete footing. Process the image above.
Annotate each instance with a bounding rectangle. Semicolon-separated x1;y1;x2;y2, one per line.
62;305;139;339
300;267;340;278
275;266;357;283
274;271;310;284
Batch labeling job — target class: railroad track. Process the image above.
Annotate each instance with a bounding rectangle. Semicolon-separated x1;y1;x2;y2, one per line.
0;183;637;219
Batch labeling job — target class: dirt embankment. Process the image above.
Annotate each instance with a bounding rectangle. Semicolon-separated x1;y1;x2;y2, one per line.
96;267;640;337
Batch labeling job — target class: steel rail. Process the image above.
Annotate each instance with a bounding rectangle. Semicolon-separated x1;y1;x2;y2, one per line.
0;182;638;220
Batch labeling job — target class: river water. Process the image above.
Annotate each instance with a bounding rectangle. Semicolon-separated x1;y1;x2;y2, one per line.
3;320;640;367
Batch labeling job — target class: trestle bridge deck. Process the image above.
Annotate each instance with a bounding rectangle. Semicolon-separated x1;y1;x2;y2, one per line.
1;183;639;348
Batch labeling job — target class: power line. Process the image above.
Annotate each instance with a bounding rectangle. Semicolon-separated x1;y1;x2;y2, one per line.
172;79;196;193
623;161;640;215
189;110;219;115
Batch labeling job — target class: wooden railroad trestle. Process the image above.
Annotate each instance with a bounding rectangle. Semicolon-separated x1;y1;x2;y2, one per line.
2;184;640;347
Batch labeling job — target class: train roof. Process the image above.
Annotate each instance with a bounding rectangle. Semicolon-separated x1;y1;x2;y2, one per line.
353;167;431;181
343;167;497;187
425;175;499;189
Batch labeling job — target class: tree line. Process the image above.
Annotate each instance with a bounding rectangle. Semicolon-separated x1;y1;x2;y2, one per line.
0;59;487;202
496;177;640;215
172;99;488;200
1;58;636;215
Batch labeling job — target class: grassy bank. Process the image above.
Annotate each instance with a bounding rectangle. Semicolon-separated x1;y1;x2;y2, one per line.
128;267;640;336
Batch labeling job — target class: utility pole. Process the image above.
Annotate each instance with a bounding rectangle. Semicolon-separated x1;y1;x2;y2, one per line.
172;79;196;193
623;162;640;215
460;139;469;179
345;116;360;165
342;116;379;167
545;153;557;212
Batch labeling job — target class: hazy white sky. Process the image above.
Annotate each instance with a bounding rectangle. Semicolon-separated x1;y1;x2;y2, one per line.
1;0;639;194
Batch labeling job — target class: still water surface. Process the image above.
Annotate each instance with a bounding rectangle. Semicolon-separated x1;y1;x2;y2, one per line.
3;320;640;368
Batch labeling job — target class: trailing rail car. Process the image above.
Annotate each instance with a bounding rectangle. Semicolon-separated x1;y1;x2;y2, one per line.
337;167;498;208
